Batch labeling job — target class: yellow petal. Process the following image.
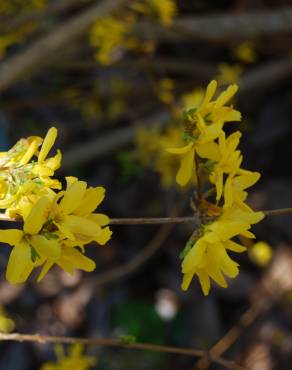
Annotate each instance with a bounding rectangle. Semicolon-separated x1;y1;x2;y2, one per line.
176;147;195;186
37;260;54;282
62;215;101;238
215;84;238;107
223;176;233;208
182;239;206;273
200;80;217;108
206;251;227;288
19;139;39;165
167;142;193;155
197;269;211;296
57;247;96;273
0;229;23;246
88;213;110;226
6;242;34;284
58;181;87;214
181;270;195;291
73;187;105;216
24;197;51;235
225;240;246;253
94;226;112;245
196;142;219;161
45;149;62;171
38;127;58;163
215;244;239;278
30;235;61;259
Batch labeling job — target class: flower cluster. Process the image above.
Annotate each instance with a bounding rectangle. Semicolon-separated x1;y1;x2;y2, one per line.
0;128;112;284
40;344;96;370
167;80;264;295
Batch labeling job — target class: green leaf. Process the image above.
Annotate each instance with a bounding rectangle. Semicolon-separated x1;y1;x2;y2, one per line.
31;247;40;263
119;335;137;344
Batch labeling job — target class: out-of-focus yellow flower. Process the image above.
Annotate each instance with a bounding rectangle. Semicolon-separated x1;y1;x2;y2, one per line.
167;80;241;186
180;88;204;111
182;207;264;295
233;41;257;63
0;306;15;333
249;241;273;267
89;15;135;65
157;78;175;104
216;63;243;85
40;344;96;370
134;126;195;188
133;0;177;26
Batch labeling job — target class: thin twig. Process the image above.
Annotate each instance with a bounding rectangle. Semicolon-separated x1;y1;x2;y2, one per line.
0;332;245;370
1;207;292;224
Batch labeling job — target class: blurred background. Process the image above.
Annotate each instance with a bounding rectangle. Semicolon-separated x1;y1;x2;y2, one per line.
0;0;292;369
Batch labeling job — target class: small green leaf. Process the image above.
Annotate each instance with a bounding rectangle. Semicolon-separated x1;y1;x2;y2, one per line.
31;247;40;263
119;335;137;344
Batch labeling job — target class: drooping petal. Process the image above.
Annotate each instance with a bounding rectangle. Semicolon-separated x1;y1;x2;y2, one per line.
0;229;23;246
24;197;51;235
176;147;195;186
57;247;96;273
196;142;219;161
19;139;39;165
58;181;87;214
62;215;101;239
37;260;54;282
182;239;206;273
197;269;211;296
225;240;246;253
6;242;34;284
30;235;61;259
38;127;58;163
215;244;239;278
181;270;195;291
45;149;62;171
94;226;112;245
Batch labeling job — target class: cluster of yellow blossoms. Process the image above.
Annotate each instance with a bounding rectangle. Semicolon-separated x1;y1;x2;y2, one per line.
167;80;264;295
0;128;111;284
40;344;95;370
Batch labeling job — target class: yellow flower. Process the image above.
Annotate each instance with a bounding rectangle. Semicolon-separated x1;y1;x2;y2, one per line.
248;241;272;267
181;207;264;295
0;178;112;284
233;41;257;63
167;80;241;186
40;344;96;370
224;170;260;211
0;127;61;217
0;306;15;333
216;63;243;85
0;197;61;284
208;131;243;201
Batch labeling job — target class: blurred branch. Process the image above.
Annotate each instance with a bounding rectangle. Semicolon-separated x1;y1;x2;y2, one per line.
135;7;292;42
0;0;93;32
0;332;244;370
0;0;130;93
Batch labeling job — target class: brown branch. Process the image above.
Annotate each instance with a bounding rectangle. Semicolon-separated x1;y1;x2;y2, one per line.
1;207;292;224
0;0;93;32
0;0;130;93
0;332;244;370
135;7;292;42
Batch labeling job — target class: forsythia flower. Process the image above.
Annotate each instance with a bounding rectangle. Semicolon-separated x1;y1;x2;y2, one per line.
182;208;264;295
0;127;61;218
215;63;243;85
134;0;177;26
166;80;264;295
0;128;112;284
233;41;257;63
167;80;241;186
40;344;96;370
